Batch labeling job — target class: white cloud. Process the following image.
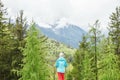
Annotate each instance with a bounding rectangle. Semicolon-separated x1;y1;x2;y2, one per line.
2;0;119;32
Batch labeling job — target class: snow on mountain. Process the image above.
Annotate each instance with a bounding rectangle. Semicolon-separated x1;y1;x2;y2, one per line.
36;18;87;48
38;22;52;28
52;18;69;29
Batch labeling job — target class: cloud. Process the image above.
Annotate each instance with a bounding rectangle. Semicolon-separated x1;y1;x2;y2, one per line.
2;0;119;31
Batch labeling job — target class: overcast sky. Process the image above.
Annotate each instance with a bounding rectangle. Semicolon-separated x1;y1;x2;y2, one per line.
2;0;120;32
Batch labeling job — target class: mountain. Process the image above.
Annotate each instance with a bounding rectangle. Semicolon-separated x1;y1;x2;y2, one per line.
36;18;86;48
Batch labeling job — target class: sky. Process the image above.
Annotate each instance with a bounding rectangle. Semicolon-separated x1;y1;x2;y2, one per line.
2;0;120;32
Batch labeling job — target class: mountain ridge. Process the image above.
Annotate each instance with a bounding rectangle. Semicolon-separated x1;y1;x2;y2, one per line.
36;19;86;48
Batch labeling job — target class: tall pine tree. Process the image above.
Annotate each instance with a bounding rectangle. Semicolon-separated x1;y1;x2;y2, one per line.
0;1;15;79
72;35;93;80
88;20;102;80
19;23;49;80
99;37;120;80
108;6;120;55
11;10;27;79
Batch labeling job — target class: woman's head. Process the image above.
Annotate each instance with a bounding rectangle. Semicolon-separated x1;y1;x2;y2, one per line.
59;52;64;57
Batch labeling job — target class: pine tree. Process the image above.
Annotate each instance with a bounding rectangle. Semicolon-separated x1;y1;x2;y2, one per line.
108;7;120;55
19;23;49;80
14;10;27;42
80;35;94;80
72;35;93;80
11;10;27;79
0;1;15;79
99;37;120;80
72;48;82;80
88;20;102;80
108;6;120;71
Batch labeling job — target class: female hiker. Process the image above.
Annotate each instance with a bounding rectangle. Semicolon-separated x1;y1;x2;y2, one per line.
55;52;68;80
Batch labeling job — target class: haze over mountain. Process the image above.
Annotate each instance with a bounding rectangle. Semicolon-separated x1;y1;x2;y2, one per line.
36;18;86;48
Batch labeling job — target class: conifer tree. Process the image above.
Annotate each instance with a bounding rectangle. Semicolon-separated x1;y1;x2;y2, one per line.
79;36;94;80
72;35;93;80
108;6;120;71
108;7;120;55
72;48;82;80
88;20;102;80
0;1;15;79
19;23;49;80
11;10;27;79
99;37;120;80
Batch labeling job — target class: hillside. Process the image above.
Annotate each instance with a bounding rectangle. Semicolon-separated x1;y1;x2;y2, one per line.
45;38;76;62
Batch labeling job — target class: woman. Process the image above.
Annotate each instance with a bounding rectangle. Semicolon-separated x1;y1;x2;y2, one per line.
55;52;68;80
